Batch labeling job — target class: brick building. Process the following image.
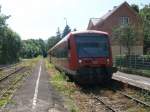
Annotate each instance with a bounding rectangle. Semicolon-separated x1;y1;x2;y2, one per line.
87;2;143;58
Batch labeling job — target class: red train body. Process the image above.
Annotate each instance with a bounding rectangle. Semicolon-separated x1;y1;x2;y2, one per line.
48;30;115;83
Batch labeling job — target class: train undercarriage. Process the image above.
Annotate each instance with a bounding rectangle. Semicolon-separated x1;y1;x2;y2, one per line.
67;67;114;84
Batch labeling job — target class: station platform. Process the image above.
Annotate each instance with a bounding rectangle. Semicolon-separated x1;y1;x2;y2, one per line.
113;71;150;91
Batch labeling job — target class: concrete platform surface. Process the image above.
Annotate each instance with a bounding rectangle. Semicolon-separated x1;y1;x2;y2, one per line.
1;59;68;112
113;71;150;91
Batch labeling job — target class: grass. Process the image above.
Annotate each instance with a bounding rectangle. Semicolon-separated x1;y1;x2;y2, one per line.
127;107;149;112
0;97;9;107
45;59;79;112
50;72;77;96
21;57;40;68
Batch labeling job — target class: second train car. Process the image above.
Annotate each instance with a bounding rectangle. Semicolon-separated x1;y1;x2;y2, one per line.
48;30;116;84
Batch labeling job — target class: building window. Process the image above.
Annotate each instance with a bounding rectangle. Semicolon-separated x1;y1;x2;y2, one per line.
120;16;129;25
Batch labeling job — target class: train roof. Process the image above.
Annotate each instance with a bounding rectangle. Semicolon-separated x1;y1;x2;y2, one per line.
48;30;109;53
71;30;108;35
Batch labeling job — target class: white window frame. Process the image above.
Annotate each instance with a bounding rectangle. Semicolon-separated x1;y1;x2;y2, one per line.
120;16;129;25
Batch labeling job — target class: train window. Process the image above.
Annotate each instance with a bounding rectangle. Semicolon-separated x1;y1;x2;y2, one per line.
68;40;70;49
53;43;68;58
75;35;109;58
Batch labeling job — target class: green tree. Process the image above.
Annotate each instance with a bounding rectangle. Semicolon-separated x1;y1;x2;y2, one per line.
112;25;137;55
38;39;46;53
73;28;77;31
20;39;47;58
62;25;71;38
47;36;60;50
140;4;150;54
56;27;61;38
0;7;21;64
131;4;139;13
38;39;47;57
0;7;10;28
46;28;62;51
0;27;21;64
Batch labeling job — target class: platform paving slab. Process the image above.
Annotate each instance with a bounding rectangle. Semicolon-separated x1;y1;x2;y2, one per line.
0;59;68;112
113;71;150;91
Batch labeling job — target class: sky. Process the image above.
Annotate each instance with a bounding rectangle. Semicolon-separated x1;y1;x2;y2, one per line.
0;0;149;40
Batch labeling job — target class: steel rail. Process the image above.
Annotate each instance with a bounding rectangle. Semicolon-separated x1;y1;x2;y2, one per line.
0;67;25;82
106;79;150;108
108;85;150;108
0;63;20;70
92;95;117;112
91;84;150;112
93;90;150;112
118;91;150;107
0;72;26;100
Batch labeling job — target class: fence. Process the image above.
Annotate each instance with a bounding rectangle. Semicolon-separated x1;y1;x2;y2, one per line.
114;55;150;70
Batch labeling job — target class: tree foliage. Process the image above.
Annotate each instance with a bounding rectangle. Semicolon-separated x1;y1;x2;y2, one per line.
47;36;61;50
131;4;139;13
20;39;47;58
20;27;63;58
140;4;150;54
112;25;137;55
0;7;21;64
56;27;61;38
73;28;77;31
62;25;71;38
47;28;62;50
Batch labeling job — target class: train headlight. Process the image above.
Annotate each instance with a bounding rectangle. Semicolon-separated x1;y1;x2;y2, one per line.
107;59;110;64
78;59;82;63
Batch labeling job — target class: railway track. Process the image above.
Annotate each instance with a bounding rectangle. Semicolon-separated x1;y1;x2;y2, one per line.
0;63;19;71
0;66;25;82
118;90;150;107
0;66;30;108
91;91;150;112
0;72;25;100
0;70;30;109
89;85;150;112
0;66;25;98
92;95;116;112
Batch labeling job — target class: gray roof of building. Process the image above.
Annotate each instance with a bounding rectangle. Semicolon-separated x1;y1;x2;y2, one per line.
90;18;101;26
90;2;129;27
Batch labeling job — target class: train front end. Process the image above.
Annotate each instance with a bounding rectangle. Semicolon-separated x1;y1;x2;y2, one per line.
72;31;113;83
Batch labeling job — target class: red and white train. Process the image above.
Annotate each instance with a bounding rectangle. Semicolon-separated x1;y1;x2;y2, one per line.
48;30;117;84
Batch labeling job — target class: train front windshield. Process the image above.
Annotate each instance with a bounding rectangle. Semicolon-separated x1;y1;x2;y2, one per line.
75;35;109;58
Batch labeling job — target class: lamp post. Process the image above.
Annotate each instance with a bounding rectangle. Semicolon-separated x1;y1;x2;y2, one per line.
64;17;67;26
